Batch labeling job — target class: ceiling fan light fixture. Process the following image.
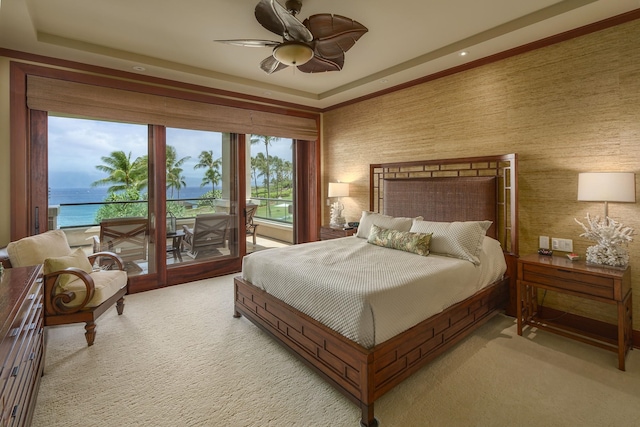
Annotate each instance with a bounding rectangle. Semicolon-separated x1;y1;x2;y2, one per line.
272;41;314;66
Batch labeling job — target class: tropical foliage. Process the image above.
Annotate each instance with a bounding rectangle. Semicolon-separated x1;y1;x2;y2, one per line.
194;150;222;192
95;188;147;222
91;151;147;193
249;136;293;199
92;136;293;222
166;146;191;198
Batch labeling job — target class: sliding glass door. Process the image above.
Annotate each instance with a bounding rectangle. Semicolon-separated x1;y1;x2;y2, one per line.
10;63;321;292
48;116;156;277
43;115;243;291
165;129;240;268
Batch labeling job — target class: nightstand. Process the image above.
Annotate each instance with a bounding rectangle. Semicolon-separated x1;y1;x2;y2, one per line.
320;225;357;240
517;254;632;370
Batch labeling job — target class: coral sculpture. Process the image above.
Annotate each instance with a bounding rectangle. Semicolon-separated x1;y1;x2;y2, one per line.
330;201;345;227
574;213;634;267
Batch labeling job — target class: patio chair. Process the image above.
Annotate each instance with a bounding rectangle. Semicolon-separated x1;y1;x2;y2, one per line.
245;205;259;246
97;217;148;273
182;213;230;258
2;229;128;346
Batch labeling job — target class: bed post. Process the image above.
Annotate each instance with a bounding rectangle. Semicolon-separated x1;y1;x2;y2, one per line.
233;280;242;318
360;404;378;427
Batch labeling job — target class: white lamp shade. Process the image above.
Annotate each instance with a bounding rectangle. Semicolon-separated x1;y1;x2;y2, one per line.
328;182;349;198
577;172;636;202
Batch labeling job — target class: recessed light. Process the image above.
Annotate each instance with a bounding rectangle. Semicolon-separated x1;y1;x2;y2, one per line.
132;66;146;71
379;79;388;84
459;51;468;57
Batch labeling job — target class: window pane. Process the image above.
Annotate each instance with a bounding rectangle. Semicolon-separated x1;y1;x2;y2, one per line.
48;116;153;276
166;128;238;265
248;135;294;250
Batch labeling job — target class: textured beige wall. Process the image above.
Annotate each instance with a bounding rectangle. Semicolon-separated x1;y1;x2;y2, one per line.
323;20;640;329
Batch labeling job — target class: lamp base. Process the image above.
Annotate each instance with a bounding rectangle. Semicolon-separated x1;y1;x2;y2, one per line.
330;216;346;228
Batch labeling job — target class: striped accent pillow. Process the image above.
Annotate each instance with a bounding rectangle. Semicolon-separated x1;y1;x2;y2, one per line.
409;220;492;265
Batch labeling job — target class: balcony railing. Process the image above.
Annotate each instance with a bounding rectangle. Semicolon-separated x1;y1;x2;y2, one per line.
49;196;294;229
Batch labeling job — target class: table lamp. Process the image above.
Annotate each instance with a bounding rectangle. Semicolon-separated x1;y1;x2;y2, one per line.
575;172;636;267
328;182;349;227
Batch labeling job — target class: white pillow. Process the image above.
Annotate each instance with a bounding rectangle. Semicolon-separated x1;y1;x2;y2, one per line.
355;211;423;239
409;219;492;265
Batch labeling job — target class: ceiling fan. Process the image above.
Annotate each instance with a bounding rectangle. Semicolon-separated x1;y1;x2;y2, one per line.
216;0;368;74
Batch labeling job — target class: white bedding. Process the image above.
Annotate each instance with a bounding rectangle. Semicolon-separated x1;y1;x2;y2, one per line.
241;236;506;348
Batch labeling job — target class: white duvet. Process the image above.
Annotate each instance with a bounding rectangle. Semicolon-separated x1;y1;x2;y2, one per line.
242;236;506;348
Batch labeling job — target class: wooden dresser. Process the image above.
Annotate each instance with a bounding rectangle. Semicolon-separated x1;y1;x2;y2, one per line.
0;265;45;426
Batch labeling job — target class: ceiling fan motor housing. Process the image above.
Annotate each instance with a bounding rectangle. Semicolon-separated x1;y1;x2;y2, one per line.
285;0;302;15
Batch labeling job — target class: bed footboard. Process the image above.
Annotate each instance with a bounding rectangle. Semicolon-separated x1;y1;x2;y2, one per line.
234;275;508;426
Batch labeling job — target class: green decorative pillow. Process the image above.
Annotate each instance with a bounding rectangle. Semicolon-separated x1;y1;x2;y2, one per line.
43;247;93;288
367;224;432;256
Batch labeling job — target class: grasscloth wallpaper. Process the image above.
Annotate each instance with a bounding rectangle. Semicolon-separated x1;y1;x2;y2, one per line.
322;19;640;329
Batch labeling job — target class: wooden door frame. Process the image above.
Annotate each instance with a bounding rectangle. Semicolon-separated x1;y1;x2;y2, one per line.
9;61;321;290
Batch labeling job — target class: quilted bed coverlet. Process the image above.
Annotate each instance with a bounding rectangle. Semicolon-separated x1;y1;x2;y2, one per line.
242;236;506;348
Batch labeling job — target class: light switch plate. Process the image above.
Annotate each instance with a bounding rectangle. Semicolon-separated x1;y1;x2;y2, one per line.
539;236;550;249
551;237;573;252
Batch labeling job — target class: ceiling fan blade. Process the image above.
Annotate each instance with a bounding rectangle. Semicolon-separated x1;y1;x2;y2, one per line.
255;0;313;42
260;55;289;74
297;54;344;73
303;14;368;58
216;39;280;48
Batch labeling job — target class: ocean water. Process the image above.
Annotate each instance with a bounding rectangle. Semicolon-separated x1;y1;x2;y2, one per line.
49;187;211;227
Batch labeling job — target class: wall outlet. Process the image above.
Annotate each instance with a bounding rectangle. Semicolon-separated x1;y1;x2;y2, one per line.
539;236;550;249
551;237;573;252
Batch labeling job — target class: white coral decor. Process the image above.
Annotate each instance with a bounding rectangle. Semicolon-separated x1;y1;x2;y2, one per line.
574;213;634;267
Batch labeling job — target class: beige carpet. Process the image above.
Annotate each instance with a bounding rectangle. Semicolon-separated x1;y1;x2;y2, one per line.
33;275;640;427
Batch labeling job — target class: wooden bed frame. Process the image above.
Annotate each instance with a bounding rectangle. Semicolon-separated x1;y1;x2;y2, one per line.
234;154;518;426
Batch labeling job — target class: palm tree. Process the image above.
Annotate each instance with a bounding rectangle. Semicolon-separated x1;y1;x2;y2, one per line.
251;135;279;214
194;150;222;192
251;153;267;196
166;145;191;199
167;167;187;199
92;150;146;193
271;156;284;197
282;160;293;190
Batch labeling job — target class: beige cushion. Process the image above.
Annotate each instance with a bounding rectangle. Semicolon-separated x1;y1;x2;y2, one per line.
367;224;432;256
43;248;94;288
64;270;128;308
7;230;71;267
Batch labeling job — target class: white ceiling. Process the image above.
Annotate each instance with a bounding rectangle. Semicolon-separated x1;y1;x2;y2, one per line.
1;0;638;109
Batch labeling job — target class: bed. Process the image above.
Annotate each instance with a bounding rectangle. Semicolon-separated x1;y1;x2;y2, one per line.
234;154;518;426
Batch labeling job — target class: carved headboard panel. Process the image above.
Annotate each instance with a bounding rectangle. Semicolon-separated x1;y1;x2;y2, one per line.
370;154;518;255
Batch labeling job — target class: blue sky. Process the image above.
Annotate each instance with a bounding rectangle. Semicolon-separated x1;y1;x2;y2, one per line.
48;116;292;189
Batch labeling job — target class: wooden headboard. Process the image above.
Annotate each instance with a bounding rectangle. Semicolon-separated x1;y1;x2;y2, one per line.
370;154;518;255
383;176;497;239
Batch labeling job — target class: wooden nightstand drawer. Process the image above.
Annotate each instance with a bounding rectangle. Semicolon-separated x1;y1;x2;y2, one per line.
521;263;614;299
320;226;356;240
